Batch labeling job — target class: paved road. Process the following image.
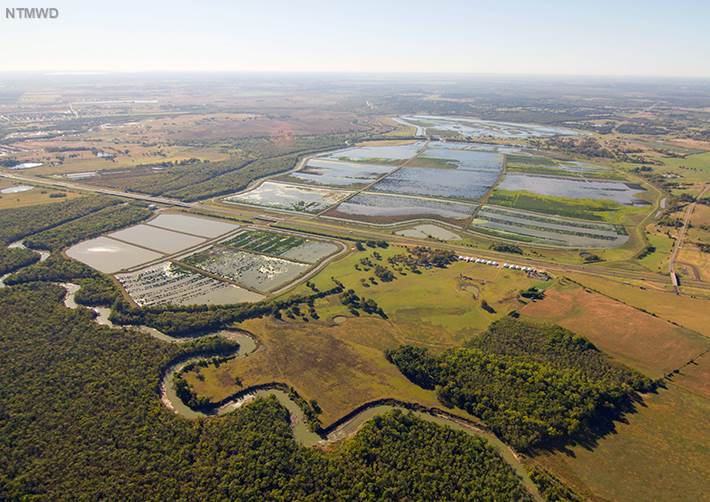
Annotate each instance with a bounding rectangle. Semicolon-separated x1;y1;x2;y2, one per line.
0;171;195;208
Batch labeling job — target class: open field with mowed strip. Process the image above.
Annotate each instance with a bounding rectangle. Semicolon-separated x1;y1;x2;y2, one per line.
520;281;710;383
565;272;710;335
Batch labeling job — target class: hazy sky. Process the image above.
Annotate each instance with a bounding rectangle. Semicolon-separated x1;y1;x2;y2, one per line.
1;0;708;77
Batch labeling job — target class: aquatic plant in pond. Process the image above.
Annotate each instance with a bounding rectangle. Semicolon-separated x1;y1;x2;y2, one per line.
471;205;629;248
116;261;263;307
183;247;309;293
285;159;396;187
224;230;338;263
328;192;476;223
419;143;504;171
372;166;499;200
323;141;424;162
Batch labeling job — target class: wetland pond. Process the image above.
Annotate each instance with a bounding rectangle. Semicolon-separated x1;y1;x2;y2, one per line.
497;173;646;205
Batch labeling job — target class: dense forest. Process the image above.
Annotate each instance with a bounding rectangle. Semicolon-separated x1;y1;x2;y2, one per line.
24;203;151;251
0;196;118;244
0;283;531;500
0;246;39;275
386;318;653;450
5;254;97;285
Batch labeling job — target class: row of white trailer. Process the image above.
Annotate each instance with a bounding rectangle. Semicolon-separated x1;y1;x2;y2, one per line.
457;255;548;276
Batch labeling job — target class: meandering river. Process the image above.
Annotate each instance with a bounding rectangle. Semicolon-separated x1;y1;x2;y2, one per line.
0;240;50;287
32;275;541;500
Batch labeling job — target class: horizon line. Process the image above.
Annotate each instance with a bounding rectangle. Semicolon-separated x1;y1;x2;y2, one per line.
0;69;709;81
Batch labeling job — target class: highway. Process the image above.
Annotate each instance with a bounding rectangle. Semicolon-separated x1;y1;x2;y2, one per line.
0;171;195;208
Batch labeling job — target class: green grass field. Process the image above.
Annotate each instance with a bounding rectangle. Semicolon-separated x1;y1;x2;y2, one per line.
638;227;674;273
291;245;541;345
183;245;544;423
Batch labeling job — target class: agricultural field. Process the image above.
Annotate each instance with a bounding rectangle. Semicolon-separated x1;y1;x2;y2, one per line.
225;181;351;214
182;247;310;294
677;244;710;282
565;272;710;335
0;179;80;209
470;205;629;248
520;282;709;379
116;261;263;307
519;282;710;501
324;192;477;225
535;377;709;502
